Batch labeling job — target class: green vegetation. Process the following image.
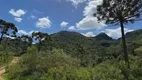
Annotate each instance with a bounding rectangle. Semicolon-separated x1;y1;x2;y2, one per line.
0;26;141;79
0;0;142;79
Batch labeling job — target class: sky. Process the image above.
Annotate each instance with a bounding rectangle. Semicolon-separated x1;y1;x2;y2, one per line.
0;0;142;38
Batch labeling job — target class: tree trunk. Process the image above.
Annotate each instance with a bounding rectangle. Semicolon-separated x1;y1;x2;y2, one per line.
38;45;41;53
0;33;4;44
120;20;130;80
0;27;6;44
120;20;130;69
38;40;41;53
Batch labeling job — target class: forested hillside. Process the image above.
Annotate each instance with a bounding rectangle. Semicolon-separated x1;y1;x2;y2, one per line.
0;28;142;80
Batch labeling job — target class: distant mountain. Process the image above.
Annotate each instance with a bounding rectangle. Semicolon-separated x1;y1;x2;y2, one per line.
50;31;114;50
51;31;94;56
51;31;85;39
116;29;142;48
94;33;113;40
125;29;142;39
46;29;142;52
51;31;113;41
51;31;89;45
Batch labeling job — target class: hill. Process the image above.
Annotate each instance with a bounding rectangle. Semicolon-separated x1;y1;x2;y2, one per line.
94;33;113;40
0;29;142;80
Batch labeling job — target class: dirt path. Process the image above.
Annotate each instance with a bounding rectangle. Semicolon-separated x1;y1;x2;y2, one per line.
0;77;3;80
0;57;19;80
0;67;5;80
11;57;19;64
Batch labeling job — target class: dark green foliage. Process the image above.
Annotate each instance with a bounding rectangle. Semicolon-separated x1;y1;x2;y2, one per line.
0;29;141;80
126;29;142;43
94;33;113;40
51;31;117;66
21;35;33;47
32;32;50;52
0;45;13;67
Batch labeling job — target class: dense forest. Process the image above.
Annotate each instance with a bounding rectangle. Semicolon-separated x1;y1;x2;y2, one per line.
0;23;142;79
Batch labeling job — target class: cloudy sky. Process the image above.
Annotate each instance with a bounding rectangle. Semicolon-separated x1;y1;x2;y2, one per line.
0;0;142;38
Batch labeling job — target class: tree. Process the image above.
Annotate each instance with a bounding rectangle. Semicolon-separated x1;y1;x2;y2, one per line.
94;0;142;68
94;1;142;79
42;34;54;51
0;19;18;44
18;35;33;54
21;35;33;47
32;32;48;52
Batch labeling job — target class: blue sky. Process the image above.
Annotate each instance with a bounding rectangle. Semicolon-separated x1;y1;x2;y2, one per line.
0;0;142;38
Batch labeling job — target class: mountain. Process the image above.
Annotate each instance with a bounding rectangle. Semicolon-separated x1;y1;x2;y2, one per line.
51;31;94;57
51;31;90;46
94;33;113;40
51;31;86;41
50;31;115;56
115;29;142;45
125;29;142;39
51;31;113;41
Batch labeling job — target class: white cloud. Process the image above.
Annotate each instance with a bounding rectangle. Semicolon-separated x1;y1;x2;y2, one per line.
82;31;96;37
75;0;106;30
104;27;134;38
18;30;35;35
60;21;69;27
83;0;102;17
66;0;87;7
14;17;22;22
9;9;26;17
76;17;106;30
36;17;51;28
9;9;26;22
5;35;16;39
68;26;75;30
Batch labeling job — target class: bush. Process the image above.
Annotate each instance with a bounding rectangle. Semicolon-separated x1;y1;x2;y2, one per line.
135;46;142;56
6;49;80;80
0;52;13;67
27;46;38;54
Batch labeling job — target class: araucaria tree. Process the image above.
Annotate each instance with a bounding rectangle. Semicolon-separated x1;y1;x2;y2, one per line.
94;0;142;67
32;32;48;52
0;19;18;44
94;0;142;79
21;35;33;47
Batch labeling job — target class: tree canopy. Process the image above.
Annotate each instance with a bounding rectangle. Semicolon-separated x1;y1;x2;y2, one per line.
95;0;142;25
0;19;18;43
